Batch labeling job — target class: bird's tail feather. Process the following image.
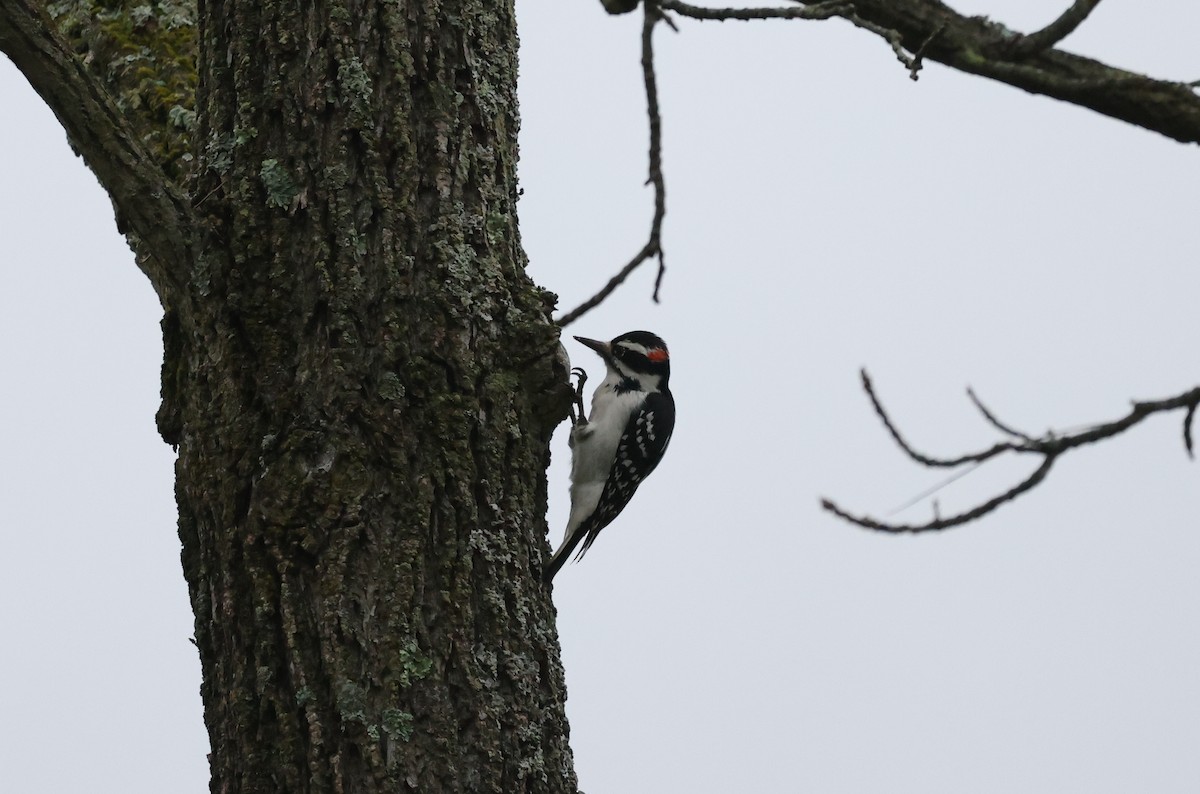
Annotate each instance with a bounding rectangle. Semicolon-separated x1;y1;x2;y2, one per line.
544;529;585;583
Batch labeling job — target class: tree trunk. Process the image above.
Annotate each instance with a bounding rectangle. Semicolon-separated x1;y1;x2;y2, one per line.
171;1;577;790
3;0;578;790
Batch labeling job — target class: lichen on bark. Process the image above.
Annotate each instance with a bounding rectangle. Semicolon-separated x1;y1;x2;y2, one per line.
48;0;197;180
11;0;581;790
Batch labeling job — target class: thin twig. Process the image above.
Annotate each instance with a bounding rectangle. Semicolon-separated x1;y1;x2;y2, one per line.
860;369;1019;468
557;241;659;327
907;22;945;81
657;0;925;79
559;0;853;327
822;455;1057;533
824;376;1200;534
1184;401;1196;459
1008;0;1104;58
966;386;1034;442
558;3;668;327
643;2;668;303
839;11;918;74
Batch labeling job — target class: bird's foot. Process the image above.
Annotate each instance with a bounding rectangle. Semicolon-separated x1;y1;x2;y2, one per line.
570;367;588;425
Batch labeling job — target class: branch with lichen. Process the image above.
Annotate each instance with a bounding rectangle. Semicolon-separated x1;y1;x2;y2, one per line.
0;0;195;302
46;0;198;182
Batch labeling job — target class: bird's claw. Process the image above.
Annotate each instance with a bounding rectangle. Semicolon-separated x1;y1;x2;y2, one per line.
570;367;588;425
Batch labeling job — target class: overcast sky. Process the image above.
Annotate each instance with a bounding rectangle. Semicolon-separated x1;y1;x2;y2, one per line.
3;1;1199;792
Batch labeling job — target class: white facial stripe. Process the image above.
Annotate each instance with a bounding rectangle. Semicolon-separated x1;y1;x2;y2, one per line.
615;340;650;356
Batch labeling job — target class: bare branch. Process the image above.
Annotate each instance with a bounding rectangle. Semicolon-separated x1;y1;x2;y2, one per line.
966;386;1034;442
824;376;1200;534
839;11;922;76
784;0;1200;145
644;3;668;304
860;369;1019;468
561;0;861;327
0;0;193;304
822;455;1056;533
662;0;921;77
559;3;668;327
658;0;849;22
1040;389;1200;454
1183;401;1196;459
557;240;660;328
666;0;1200;140
1007;0;1104;58
905;21;945;81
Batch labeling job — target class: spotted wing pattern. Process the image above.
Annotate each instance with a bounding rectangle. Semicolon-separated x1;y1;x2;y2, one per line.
576;389;675;558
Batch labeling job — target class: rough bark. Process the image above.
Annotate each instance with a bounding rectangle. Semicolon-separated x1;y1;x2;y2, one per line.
166;0;578;790
5;0;578;791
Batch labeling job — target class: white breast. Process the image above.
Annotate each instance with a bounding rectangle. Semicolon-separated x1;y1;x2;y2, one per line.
564;371;646;533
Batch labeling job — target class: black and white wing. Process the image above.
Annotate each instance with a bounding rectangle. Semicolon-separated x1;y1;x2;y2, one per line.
576;389;675;558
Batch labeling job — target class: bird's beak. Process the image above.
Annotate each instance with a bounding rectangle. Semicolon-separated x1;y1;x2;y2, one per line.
574;336;611;360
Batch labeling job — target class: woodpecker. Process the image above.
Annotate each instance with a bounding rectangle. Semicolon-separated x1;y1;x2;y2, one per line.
545;331;675;582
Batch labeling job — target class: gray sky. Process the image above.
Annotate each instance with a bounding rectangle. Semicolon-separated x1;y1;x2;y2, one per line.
3;1;1198;791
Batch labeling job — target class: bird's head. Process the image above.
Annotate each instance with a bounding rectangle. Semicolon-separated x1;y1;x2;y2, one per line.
574;331;670;389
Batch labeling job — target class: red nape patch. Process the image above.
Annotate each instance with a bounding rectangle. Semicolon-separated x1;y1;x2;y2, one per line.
647;348;669;362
